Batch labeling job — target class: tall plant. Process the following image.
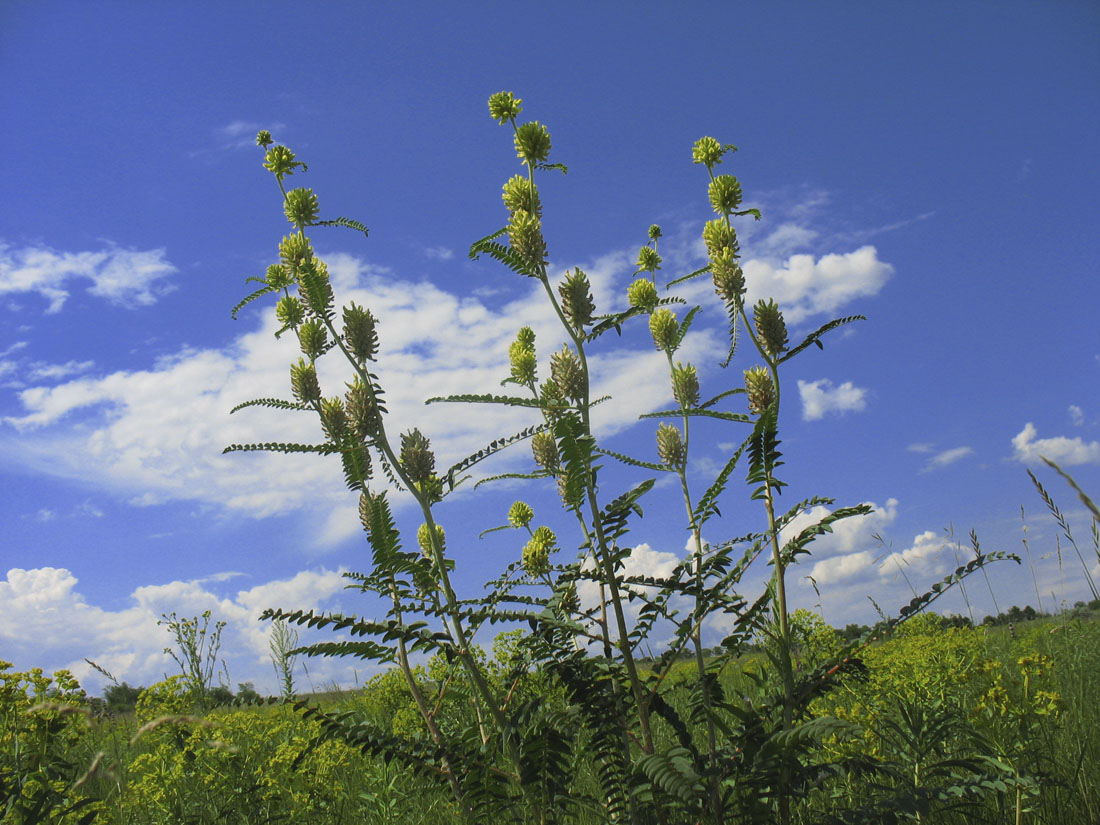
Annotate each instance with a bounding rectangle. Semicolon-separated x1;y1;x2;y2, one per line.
228;93;1015;824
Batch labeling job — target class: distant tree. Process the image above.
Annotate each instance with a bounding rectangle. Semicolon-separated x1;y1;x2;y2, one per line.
236;682;262;703
104;681;143;715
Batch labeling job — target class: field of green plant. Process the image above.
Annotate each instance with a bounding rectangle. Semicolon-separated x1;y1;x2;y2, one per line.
5;92;1099;824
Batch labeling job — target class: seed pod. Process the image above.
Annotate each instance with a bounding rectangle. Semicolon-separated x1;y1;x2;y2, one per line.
522;526;556;577
297;318;328;360
744;365;775;415
344;379;382;439
284;187;319;227
636;245;662;273
342;302;379;363
656;423;685;467
507;209;547;269
417;522;445;558
513;121;551;165
558;269;595;330
275;295;304;328
507;501;534;529
400;429;435;485
753;299;788;359
711;251;746;302
319;397;348;443
702;220;739;258
627;278;659;309
531;430;559;471
708;175;743;214
550;345;585;402
290;358;321;403
649;308;679;352
671;362;700;408
502;174;541;217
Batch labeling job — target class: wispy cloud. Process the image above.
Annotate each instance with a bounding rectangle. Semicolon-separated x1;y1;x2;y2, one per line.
1069;404;1084;427
798;378;868;421
918;446;974;473
27;360;95;381
424;246;454;261
0;243;176;313
1011;422;1100;466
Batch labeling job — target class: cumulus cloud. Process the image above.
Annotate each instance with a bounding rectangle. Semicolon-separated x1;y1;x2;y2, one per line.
0;242;176;312
798;378;868;421
1011;422;1100;466
0;566;352;695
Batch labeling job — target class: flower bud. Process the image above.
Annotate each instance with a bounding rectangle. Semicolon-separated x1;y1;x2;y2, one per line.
502;175;541;217
290;358;321;403
708;175;743;214
636;246;662;273
692;136;727;168
266;263;293;290
276;295;304;328
319;397;347;443
400;429;435;485
649;308;679;352
671;362;700;408
342;302;379;363
507;501;534;529
702;220;739;258
284;188;319;227
558;268;595;329
711;251;745;302
507;209;547;269
488;91;523;124
278;234;313;273
255;130;273;148
508;339;537;385
753;299;788;359
648;224;662;241
522;526;556;577
559;582;579;614
517;326;536;348
297;259;333;319
263;145;299;180
514;121;551;166
297;318;328;360
627;278;659;309
531;430;558;471
417;522;445;557
656;422;685;467
344;378;381;439
744;365;775;415
557;471;583;509
550;345;585;402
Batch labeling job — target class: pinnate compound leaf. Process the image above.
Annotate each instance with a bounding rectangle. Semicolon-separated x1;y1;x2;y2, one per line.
222;441;339;455
230;282;280;320
314;216;368;237
229;397;309;414
779;314;866;363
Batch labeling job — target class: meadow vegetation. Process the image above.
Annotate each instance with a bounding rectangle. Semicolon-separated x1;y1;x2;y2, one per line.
4;92;1098;824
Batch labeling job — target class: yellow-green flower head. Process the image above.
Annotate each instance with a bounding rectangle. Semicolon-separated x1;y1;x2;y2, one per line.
702;220;739;258
627;277;659;309
656;422;685;467
522;526;557;577
358;491;374;534
517;325;536;347
263;145;300;180
649;308;679;352
290;358;321;403
319;396;348;443
692;136;726;168
509;339;537;385
559;582;579;614
344;378;381;439
540;377;566;412
710;251;745;302
514;121;552;166
342;441;372;489
531;430;559;471
417;522;445;557
636;245;662;273
296;258;334;319
488;91;523;124
278;234;313;272
400;429;435;485
284;188;319;227
557;470;583;509
744;365;775;415
507;209;547;269
558;268;595;329
648;224;662;241
507;500;534;529
502;175;541;218
275;295;304;328
550;345;585;402
256;130;273;148
297;317;328;360
752;298;788;358
266;263;293;290
342;302;379;363
708;175;743;214
671;361;700;408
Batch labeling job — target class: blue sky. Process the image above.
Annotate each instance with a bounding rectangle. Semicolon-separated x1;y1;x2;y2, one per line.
2;1;1098;696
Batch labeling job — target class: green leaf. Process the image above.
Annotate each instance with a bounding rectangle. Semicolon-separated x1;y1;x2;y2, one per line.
779;314;866;363
426;392;548;408
229;397;309;414
596;447;675;473
231;282;279;319
665;265;710;288
639;408;752;424
222;442;339;455
314;216;368;237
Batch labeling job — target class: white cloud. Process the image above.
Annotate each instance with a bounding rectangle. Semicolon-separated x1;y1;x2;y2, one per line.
0;243;176;312
0;566;352;695
798;378;868;421
907;443;934;454
1011;422;1100;466
424;246;454;261
920;446;974;473
1069;405;1084;426
27;360;95;381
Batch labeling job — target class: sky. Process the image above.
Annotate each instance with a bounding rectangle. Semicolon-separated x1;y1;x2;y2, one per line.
2;1;1098;698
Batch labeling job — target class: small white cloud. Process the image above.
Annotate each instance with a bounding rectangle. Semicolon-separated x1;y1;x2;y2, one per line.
210;120;288;151
28;360;95;381
798;378;868;421
921;446;973;473
1011;422;1100;466
424;246;454;261
1069;405;1084;427
907;443;934;454
33;508;57;522
0;243;176;312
